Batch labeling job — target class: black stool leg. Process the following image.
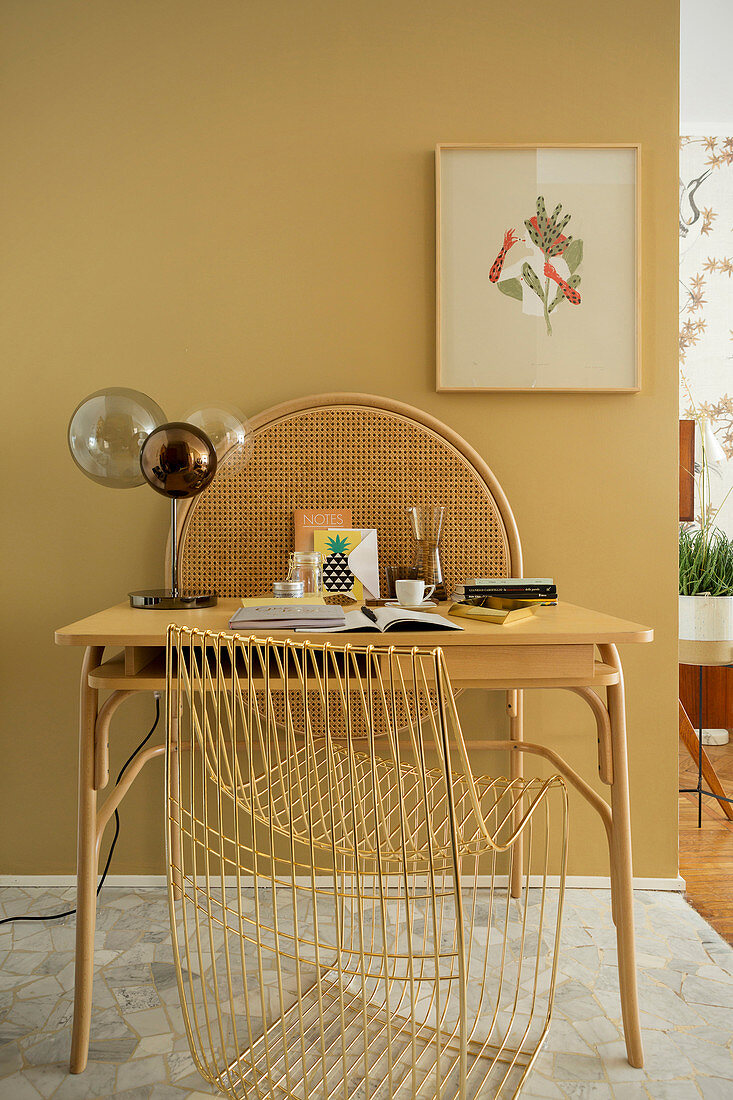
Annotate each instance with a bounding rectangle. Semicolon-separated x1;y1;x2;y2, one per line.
698;664;703;829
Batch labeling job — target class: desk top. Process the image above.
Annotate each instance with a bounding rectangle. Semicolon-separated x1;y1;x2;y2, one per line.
55;600;653;648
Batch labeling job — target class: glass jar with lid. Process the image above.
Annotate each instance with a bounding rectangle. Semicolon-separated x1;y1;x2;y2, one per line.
287;550;324;596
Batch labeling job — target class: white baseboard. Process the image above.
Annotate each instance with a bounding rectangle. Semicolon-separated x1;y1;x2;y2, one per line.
0;874;687;891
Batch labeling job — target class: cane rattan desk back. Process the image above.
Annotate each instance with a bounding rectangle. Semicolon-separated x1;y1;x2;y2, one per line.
178;393;522;598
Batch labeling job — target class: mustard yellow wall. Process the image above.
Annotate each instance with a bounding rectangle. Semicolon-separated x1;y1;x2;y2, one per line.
0;1;679;878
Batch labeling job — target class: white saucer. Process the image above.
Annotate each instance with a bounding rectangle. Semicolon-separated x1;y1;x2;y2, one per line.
385;600;438;611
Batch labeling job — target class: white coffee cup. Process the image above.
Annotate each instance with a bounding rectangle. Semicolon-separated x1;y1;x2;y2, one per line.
395;579;435;606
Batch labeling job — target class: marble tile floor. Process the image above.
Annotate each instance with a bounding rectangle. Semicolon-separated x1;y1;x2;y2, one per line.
0;887;732;1099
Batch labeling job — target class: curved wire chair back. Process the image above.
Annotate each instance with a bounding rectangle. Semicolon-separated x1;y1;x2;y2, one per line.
166;627;567;1100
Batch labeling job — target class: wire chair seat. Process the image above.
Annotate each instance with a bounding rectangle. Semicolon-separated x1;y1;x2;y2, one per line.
166;628;568;1100
184;737;561;866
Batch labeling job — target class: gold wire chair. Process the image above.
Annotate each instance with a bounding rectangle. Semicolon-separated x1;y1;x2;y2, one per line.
165;626;568;1100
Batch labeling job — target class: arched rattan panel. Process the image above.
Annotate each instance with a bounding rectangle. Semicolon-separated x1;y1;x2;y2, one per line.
178;394;521;599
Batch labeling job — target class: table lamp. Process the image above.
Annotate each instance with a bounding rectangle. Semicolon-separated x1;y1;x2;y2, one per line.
67;388;240;610
131;421;218;608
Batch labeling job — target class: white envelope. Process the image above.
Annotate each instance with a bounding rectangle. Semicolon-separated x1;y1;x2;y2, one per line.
347;529;380;601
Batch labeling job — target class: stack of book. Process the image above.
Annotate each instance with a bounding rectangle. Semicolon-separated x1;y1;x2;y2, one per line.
449;578;557;625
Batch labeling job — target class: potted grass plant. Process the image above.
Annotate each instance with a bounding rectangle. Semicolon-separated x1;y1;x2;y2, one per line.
679;526;733;642
679;404;733;662
679;524;733;742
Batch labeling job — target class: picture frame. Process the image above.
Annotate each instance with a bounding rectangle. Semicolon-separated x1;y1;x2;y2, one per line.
436;143;641;393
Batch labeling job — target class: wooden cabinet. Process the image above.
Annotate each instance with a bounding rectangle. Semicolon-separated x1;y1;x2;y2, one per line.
679;663;733;729
679;419;695;522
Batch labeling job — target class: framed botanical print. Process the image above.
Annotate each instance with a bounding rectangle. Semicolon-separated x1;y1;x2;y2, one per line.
436;143;641;393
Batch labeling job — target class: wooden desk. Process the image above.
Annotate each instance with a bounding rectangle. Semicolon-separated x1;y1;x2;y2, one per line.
56;600;653;1073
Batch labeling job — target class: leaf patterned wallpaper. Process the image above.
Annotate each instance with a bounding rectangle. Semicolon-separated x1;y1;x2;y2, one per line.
680;136;733;529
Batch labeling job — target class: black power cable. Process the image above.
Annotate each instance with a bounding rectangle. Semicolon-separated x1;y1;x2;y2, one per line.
0;696;161;927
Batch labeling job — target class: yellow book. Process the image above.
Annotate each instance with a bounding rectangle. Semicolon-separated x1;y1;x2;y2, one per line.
461;594;555;611
448;602;537;626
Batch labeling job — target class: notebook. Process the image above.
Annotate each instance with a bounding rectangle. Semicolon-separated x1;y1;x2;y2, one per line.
293;509;352;551
229;604;346;630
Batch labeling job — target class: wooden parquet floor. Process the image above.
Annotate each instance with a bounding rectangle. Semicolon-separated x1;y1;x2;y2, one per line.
679;736;733;944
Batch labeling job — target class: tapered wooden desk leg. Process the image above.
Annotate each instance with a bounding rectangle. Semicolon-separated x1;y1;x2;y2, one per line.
70;646;104;1074
599;643;644;1069
508;690;524;898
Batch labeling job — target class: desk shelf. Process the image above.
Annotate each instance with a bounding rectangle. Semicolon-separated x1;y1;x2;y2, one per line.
89;651;621;692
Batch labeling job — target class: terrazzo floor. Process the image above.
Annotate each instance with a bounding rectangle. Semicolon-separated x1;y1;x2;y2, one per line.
0;887;732;1099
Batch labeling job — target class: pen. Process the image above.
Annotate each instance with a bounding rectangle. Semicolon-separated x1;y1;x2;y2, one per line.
361;606;378;624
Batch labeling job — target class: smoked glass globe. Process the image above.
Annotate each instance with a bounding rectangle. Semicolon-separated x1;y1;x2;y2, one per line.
139;422;218;499
68;387;166;488
183;403;252;462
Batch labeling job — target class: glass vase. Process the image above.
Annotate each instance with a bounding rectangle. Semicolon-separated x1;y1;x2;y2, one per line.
408;505;446;602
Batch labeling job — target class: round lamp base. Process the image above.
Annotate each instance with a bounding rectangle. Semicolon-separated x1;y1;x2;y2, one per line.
129;589;217;610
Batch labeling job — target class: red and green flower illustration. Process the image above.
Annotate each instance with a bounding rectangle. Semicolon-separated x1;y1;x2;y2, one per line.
489;196;583;336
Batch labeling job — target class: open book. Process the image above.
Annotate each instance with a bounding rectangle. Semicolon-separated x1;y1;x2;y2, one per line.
295;606;463;633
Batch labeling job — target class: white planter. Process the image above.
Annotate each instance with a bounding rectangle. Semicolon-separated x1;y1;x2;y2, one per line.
679;593;733;644
679;593;733;695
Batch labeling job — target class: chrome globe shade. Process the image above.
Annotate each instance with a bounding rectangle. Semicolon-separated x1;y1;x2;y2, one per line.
139;422;218;499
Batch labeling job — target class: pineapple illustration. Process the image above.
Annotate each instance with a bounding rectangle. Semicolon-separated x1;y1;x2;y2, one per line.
322;533;353;592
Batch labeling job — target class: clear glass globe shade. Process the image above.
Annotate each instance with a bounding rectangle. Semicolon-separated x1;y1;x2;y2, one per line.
68;387;166;488
183;403;253;462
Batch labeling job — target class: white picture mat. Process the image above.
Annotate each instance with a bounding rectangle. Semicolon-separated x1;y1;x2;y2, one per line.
437;145;639;392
